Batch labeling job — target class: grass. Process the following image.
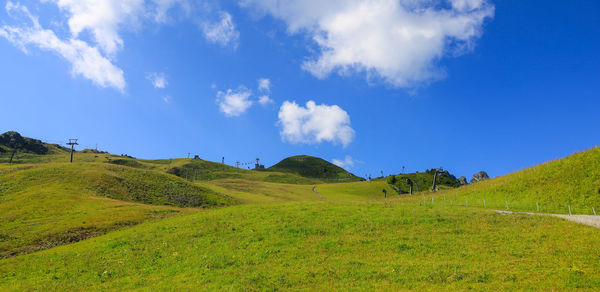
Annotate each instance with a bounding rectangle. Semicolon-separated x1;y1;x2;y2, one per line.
1;202;599;290
429;147;600;214
0;163;237;258
1;133;600;290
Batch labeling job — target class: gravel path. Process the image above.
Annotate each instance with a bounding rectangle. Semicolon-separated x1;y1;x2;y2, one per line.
312;186;326;201
495;210;600;229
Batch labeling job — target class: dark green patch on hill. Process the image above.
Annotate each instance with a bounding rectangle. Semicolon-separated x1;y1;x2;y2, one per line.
0;131;69;155
386;169;460;194
265;155;362;182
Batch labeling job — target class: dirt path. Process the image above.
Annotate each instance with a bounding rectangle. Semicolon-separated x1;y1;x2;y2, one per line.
495;210;600;229
312;186;325;201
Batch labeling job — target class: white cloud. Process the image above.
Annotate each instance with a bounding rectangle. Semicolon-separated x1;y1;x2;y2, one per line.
217;87;253;117
147;72;168;88
278;100;355;147
258;78;271;92
332;155;355;169
202;12;239;47
0;2;125;91
258;95;274;105
0;1;239;92
240;0;494;88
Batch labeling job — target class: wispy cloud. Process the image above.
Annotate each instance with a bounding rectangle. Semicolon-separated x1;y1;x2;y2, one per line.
332;155;355;170
147;72;168;89
202;12;239;48
0;2;125;92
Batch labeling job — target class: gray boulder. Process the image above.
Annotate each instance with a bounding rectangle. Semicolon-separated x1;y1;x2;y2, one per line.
457;176;468;185
471;171;490;183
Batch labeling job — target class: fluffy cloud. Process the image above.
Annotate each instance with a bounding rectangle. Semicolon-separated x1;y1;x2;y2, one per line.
217;87;253;117
278;100;355;147
332;155;355;169
240;0;494;88
147;72;168;88
0;2;125;91
202;12;239;47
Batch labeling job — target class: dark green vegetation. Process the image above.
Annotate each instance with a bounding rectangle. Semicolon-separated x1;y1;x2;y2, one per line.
1;132;599;290
266;155;363;182
435;147;600;214
1;203;599;290
386;169;460;193
0;131;68;155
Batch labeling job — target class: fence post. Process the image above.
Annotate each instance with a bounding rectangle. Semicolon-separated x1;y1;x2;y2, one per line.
536;202;539;212
483;199;486;208
432;196;434;204
450;199;453;206
466;199;468;207
593;207;597;216
505;200;509;210
568;205;572;216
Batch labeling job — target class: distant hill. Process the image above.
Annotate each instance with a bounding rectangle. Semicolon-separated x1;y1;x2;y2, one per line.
0;131;69;155
385;169;461;193
265;155;363;182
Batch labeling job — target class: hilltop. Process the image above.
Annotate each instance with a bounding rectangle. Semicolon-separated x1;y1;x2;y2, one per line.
265;155;363;182
385;169;461;193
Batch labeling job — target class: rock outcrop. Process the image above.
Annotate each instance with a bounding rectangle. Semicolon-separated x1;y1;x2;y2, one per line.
457;176;468;185
471;171;490;183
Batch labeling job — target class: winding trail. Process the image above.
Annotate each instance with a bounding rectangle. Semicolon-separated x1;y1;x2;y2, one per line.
495;210;600;229
312;186;326;201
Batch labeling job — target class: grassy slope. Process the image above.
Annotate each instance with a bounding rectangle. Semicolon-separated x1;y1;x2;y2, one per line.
266;155;363;182
1;152;325;184
1;202;599;290
316;181;396;201
0;163;237;258
430;147;600;214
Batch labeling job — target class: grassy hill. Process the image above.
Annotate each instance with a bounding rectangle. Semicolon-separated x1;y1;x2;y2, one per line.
2;131;600;290
1;202;599;290
418;147;600;214
266;155;363;182
0;163;237;258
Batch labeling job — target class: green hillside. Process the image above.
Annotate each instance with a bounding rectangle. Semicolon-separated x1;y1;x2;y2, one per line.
266;155;363;182
0;163;237;258
2;202;599;290
429;147;600;214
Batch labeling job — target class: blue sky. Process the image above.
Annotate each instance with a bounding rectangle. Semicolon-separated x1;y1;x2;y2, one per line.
1;0;598;180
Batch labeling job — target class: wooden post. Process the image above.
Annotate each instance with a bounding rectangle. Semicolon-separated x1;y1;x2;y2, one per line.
593;207;597;216
505;200;509;210
483;199;486;208
536;202;539;212
432;196;434;204
450;199;453;206
568;205;572;216
466;199;468;207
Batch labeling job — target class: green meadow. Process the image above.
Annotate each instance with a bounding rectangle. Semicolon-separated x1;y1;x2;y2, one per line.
1;141;600;290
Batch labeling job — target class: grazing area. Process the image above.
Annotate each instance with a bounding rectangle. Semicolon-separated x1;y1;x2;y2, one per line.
1;133;599;290
1;203;599;290
431;147;600;215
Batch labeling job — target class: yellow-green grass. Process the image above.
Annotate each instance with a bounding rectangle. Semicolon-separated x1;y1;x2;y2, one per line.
316;180;396;201
0;163;237;258
428;147;600;214
1;152;326;184
1;202;599;290
202;179;317;204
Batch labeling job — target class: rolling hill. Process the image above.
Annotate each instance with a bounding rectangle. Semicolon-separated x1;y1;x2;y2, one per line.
265;155;363;182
